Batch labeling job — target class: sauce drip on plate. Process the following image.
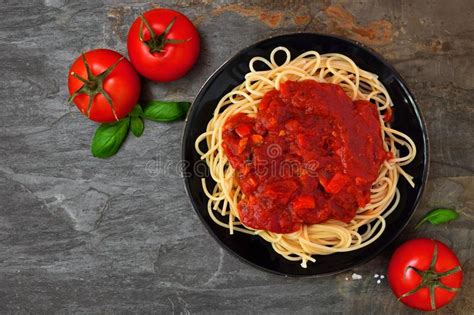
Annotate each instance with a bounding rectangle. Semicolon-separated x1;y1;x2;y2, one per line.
222;80;388;233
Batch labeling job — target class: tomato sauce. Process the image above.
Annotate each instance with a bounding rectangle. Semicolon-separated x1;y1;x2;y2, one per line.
222;80;388;233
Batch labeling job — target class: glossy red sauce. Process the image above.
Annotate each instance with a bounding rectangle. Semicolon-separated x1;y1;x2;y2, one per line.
222;80;388;233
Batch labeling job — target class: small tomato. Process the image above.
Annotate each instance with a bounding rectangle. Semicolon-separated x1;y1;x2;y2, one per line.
68;49;140;123
388;238;463;311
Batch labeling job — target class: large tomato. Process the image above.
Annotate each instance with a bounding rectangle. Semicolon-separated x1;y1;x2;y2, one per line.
68;49;140;123
388;238;463;311
127;8;200;82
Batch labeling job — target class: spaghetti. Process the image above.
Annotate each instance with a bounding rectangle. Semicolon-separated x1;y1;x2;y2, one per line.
195;47;416;268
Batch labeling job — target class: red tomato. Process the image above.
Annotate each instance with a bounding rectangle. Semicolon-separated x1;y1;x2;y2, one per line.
68;49;140;123
388;238;463;311
127;8;200;82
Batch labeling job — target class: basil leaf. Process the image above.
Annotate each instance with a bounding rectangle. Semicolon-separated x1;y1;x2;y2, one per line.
179;101;191;114
142;101;191;122
129;104;143;117
130;116;144;137
91;117;130;158
415;208;459;229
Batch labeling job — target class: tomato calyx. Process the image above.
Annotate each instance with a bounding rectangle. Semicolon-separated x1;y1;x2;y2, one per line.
68;53;123;120
138;15;189;54
399;244;462;310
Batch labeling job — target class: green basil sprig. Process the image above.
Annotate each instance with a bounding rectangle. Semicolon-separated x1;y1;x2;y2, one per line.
91;117;130;158
415;208;459;229
91;101;190;158
130;116;144;137
129;104;144;117
143;101;191;122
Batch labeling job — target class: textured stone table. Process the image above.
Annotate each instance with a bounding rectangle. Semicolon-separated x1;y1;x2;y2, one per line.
0;1;472;313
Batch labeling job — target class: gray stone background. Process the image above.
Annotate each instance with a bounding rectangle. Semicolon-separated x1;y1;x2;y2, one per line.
0;0;472;313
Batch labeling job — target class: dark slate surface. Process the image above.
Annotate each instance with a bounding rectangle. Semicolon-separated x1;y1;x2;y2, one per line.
0;1;472;314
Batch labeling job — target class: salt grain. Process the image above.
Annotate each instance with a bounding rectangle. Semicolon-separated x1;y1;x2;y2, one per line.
374;274;379;278
380;275;385;279
377;279;381;284
351;273;362;280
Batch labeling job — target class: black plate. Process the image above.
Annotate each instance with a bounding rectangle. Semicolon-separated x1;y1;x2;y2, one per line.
181;33;429;277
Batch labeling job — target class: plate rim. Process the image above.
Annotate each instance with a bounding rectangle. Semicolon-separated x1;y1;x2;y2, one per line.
181;32;430;277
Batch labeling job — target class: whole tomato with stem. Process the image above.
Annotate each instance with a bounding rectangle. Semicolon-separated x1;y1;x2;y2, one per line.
127;8;200;82
68;49;141;123
388;238;463;311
